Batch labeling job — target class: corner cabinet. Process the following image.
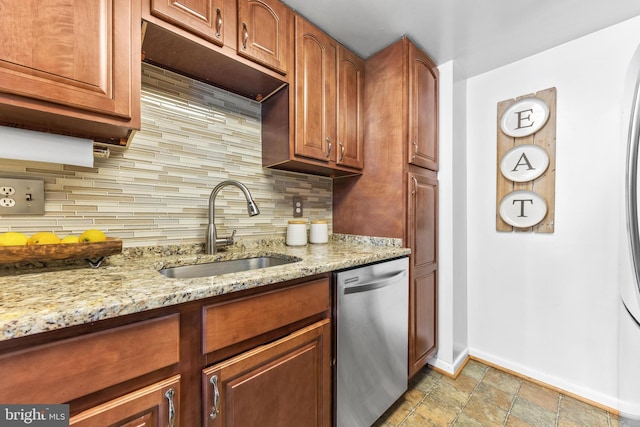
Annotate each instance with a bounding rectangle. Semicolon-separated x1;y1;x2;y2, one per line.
262;14;364;177
333;36;439;378
0;0;141;145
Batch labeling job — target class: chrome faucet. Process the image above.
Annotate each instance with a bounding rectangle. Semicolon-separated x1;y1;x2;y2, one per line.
207;180;260;254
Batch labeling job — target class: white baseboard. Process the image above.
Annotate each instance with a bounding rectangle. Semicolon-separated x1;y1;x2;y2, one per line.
428;348;470;377
469;347;621;413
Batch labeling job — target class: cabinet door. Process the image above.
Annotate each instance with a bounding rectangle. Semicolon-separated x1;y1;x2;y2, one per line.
150;0;225;46
203;319;331;427
294;16;337;163
0;0;137;121
336;47;364;169
70;375;180;427
237;0;290;75
408;43;438;171
408;171;438;377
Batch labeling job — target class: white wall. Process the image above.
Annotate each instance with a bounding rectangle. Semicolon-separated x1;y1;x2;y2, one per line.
465;15;640;410
432;60;469;375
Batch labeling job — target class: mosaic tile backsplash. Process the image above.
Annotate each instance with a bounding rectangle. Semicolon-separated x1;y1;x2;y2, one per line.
0;64;332;247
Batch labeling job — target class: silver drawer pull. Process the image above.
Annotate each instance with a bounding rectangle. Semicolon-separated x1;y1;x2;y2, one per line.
215;9;222;38
165;388;176;427
210;375;221;420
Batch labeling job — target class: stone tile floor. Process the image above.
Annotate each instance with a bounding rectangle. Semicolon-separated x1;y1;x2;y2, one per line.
374;359;620;427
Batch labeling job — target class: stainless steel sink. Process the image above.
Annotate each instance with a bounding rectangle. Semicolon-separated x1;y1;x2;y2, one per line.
159;256;299;279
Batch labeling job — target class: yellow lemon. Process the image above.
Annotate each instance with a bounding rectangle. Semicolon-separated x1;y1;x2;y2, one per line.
26;232;61;245
0;232;29;246
79;229;107;243
60;235;80;244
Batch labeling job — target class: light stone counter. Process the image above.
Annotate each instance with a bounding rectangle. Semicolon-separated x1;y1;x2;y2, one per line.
0;235;410;341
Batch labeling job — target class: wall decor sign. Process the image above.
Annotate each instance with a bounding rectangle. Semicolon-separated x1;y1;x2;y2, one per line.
496;87;556;233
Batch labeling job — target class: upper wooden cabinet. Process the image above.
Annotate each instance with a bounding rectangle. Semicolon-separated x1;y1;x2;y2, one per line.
237;0;290;74
408;42;439;170
150;0;226;46
262;14;364;177
0;0;141;145
294;17;337;163
142;0;290;101
337;47;365;169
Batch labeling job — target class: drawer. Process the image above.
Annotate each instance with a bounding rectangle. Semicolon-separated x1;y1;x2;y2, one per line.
0;314;180;403
202;278;329;354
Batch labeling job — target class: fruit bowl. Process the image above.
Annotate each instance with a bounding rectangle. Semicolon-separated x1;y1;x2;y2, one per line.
0;238;122;265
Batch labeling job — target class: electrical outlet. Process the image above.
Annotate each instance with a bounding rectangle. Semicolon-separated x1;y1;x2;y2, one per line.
0;187;15;196
0;198;16;207
0;178;44;215
293;196;303;218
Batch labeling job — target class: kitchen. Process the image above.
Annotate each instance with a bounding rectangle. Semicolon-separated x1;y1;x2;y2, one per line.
2;0;640;426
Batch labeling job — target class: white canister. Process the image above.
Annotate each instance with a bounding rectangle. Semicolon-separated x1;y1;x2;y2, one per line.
286;220;308;246
309;220;328;244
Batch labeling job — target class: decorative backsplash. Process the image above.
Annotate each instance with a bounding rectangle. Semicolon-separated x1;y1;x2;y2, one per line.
0;64;332;247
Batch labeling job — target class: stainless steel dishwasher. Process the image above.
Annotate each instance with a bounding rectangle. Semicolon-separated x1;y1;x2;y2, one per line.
333;257;409;427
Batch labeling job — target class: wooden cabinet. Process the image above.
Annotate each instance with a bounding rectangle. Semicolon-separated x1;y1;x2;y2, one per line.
150;0;226;46
293;16;337;163
201;278;331;427
0;0;141;145
262;14;364;177
408;43;439;170
70;375;181;427
0;315;180;404
333;36;439;378
0;274;331;426
237;0;290;74
337;47;365;169
142;0;290;101
408;171;438;376
203;320;331;427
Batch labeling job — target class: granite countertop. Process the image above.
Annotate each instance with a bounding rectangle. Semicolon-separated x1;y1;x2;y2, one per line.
0;235;410;342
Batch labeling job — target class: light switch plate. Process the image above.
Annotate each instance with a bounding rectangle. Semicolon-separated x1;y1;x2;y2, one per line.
0;178;45;215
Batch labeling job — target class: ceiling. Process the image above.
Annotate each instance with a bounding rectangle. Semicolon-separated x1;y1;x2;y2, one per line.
282;0;640;78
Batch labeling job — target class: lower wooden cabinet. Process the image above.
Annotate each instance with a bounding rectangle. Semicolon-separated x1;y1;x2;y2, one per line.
203;319;331;427
0;275;331;426
70;375;181;427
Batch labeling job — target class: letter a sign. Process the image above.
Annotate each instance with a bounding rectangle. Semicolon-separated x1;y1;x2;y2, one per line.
496;88;556;233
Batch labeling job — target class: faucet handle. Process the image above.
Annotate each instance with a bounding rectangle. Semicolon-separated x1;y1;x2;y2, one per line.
224;229;237;246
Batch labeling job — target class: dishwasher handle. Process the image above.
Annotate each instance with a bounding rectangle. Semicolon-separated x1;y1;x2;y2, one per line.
343;270;407;294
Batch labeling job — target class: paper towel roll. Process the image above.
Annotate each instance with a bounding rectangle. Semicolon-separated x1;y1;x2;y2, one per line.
0;126;94;167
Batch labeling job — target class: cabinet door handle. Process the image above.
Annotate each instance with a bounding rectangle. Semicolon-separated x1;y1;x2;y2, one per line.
339;141;345;161
210;375;221;420
326;138;332;158
242;23;248;49
215;8;222;38
412;141;418;161
411;176;418;195
165;388;176;427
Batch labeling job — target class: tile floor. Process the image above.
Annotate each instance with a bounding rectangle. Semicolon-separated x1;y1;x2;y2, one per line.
374;359;620;427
